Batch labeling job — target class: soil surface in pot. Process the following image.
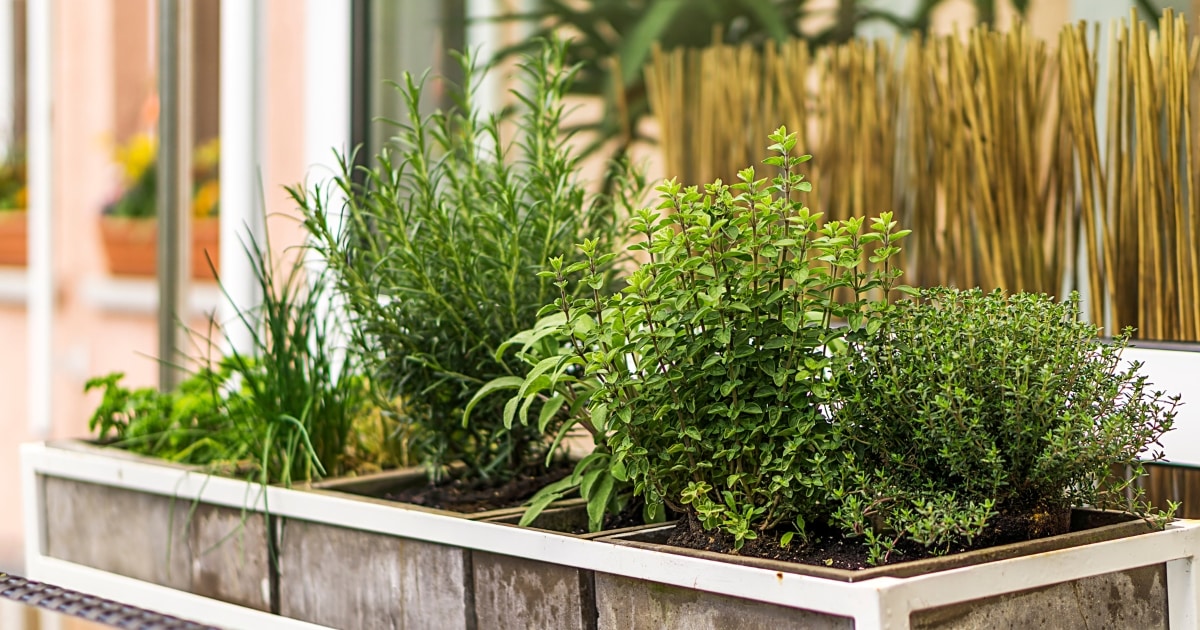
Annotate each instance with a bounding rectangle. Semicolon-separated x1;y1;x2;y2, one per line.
666;502;1124;570
568;496;680;534
383;463;574;514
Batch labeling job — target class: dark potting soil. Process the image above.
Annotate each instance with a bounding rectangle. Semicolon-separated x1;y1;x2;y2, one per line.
568;496;680;534
383;463;574;514
665;502;1078;571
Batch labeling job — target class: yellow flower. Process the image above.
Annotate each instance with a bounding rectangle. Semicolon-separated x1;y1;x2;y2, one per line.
192;179;220;218
193;137;220;170
14;185;26;208
115;133;157;185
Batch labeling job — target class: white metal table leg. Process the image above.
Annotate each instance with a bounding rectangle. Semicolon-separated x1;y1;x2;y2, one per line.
1168;556;1200;629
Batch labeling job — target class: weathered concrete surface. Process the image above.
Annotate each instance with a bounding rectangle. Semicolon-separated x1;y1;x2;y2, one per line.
189;504;271;611
472;550;596;630
912;564;1168;629
595;572;853;630
42;476;272;610
277;518;473;630
43;476;193;591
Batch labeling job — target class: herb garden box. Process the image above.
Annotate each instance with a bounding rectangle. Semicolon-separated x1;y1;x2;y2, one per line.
22;439;1200;630
275;469;525;629
597;511;1180;629
26;441;272;612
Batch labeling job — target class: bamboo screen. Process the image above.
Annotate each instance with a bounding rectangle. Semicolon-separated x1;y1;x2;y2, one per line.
645;11;1200;341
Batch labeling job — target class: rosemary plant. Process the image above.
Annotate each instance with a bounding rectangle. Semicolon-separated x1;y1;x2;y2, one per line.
297;39;639;485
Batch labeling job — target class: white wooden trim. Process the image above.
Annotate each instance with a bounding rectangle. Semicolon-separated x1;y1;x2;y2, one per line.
0;0;13;152
25;556;331;630
218;0;264;355
25;0;53;437
1168;556;1200;629
301;0;350;378
22;441;1200;630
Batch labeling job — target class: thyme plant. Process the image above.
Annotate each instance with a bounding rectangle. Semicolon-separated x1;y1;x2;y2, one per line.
298;40;638;485
833;288;1179;564
490;127;910;543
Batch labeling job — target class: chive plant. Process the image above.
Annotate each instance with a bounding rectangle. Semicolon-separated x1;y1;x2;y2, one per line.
87;233;365;486
296;39;639;485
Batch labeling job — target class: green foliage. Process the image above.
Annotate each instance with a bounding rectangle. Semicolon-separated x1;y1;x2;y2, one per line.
0;152;24;211
86;233;365;486
88;363;255;473
467;311;636;532
832;288;1179;562
107;162;158;218
496;0;1033;162
490;126;909;543
297;39;640;485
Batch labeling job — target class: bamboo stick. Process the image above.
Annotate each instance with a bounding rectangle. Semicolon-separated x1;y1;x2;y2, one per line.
645;15;1199;338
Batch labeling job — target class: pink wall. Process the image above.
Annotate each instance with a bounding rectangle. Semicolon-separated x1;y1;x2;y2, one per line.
0;0;309;571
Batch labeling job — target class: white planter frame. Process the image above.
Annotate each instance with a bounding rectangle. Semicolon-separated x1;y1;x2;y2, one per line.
21;441;1200;629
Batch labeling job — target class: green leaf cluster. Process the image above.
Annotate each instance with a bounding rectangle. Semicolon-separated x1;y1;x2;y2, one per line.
492;126;910;544
832;288;1179;562
86;233;366;487
0;151;24;211
298;39;640;485
496;0;1034;163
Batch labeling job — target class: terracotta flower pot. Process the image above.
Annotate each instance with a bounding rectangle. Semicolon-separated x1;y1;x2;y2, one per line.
99;215;221;280
0;210;27;267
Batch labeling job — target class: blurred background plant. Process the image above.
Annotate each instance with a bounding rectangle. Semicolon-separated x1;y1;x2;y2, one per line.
494;0;1034;166
104;134;220;220
0;150;25;211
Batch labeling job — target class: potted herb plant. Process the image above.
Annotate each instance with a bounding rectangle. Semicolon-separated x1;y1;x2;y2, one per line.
285;39;639;629
39;230;366;613
488;127;1191;628
0;151;26;267
100;134;221;280
25;128;1200;629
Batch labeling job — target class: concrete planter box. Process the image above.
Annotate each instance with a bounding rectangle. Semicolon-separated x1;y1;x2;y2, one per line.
23;440;1200;629
275;468;611;629
275;469;524;630
32;441;271;612
472;502;653;630
596;511;1179;629
21;336;1200;630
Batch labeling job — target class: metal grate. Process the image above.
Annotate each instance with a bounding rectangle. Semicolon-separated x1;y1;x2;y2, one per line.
0;574;220;630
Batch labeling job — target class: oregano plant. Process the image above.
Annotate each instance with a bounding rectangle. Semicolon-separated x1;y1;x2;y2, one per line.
479;127;913;543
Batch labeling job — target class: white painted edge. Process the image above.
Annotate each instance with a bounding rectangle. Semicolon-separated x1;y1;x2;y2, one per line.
0;267;27;304
218;0;264;355
301;0;350;379
26;0;53;438
0;0;13;153
1167;556;1200;629
22;441;1200;628
24;556;332;630
887;522;1200;617
78;275;222;316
